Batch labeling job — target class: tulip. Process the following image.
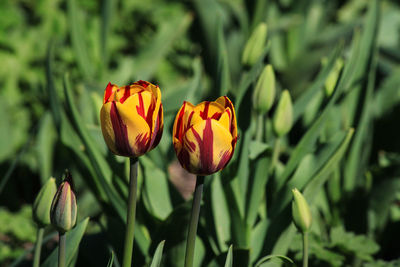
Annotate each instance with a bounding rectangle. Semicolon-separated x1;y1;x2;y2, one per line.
242;22;268;66
50;173;77;234
173;96;238;176
32;177;57;267
253;64;276;114
273;90;293;137
100;80;163;158
33;177;57;227
292;188;312;267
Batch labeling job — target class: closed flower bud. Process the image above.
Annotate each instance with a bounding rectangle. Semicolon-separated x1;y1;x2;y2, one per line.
242;23;268;66
324;58;343;97
100;80;163;158
173;96;238;175
292;188;312;233
32;177;57;227
273;90;293;137
50;172;77;233
253;64;276;113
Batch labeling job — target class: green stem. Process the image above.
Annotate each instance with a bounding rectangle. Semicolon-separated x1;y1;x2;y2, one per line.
58;232;66;267
184;176;205;267
255;113;264;142
33;227;44;267
122;157;138;267
269;137;281;174
302;233;309;267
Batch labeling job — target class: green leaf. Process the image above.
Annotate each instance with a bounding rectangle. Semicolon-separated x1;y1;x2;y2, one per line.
42;218;90;267
68;0;94;80
217;18;231;95
248;140;270;160
246;156;269;227
292;43;343;123
106;251;114;267
211;173;231;251
150;240;165;267
131;11;193;80
224;245;233;267
36;112;57;184
254;254;294;267
343;0;379;192
141;156;173;220
303;128;354;201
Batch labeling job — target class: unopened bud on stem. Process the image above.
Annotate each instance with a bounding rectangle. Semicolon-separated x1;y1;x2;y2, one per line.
292;188;312;233
33;177;57;227
50;171;77;233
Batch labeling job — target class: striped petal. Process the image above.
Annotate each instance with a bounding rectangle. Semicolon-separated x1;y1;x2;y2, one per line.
181;118;233;175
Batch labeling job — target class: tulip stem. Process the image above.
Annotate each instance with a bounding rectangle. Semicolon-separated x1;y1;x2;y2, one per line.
122;157;139;267
302;232;309;267
33;227;44;267
256;114;264;142
184;176;204;267
58;232;66;267
269;137;281;174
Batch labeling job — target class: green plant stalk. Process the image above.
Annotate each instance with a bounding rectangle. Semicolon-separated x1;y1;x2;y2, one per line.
302;233;309;267
269;137;281;174
122;157;139;267
184;176;205;267
33;227;44;267
255;113;264;142
58;232;66;267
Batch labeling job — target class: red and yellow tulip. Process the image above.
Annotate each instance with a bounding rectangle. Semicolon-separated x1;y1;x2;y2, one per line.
173;96;238;175
100;80;163;158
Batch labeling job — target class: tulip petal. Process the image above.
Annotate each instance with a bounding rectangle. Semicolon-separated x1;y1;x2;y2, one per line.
216;96;237;143
182;119;233;175
173;101;194;142
116;95;152;156
100;102;119;155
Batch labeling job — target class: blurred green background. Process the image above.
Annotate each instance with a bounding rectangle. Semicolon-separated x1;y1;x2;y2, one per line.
1;0;400;266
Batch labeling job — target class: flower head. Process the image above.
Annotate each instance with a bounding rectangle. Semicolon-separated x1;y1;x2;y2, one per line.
173;96;237;175
33;177;57;227
100;80;163;158
50;172;77;233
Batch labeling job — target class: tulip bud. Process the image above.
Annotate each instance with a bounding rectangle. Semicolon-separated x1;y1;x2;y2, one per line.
32;177;57;227
292;188;312;233
173;96;238;175
273;90;293;137
242;23;268;66
253;64;276;113
50;172;77;233
323;58;343;97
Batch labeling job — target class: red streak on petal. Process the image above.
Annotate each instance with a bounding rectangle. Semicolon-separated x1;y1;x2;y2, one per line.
136;92;146;119
148;104;162;150
104;82;113;104
200;102;210;119
110;102;133;156
135;132;149;155
136;80;149;88
177;148;191;172
175;102;186;140
119;86;131;104
185;111;194;133
216;150;232;171
191;118;214;174
211;112;222;120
